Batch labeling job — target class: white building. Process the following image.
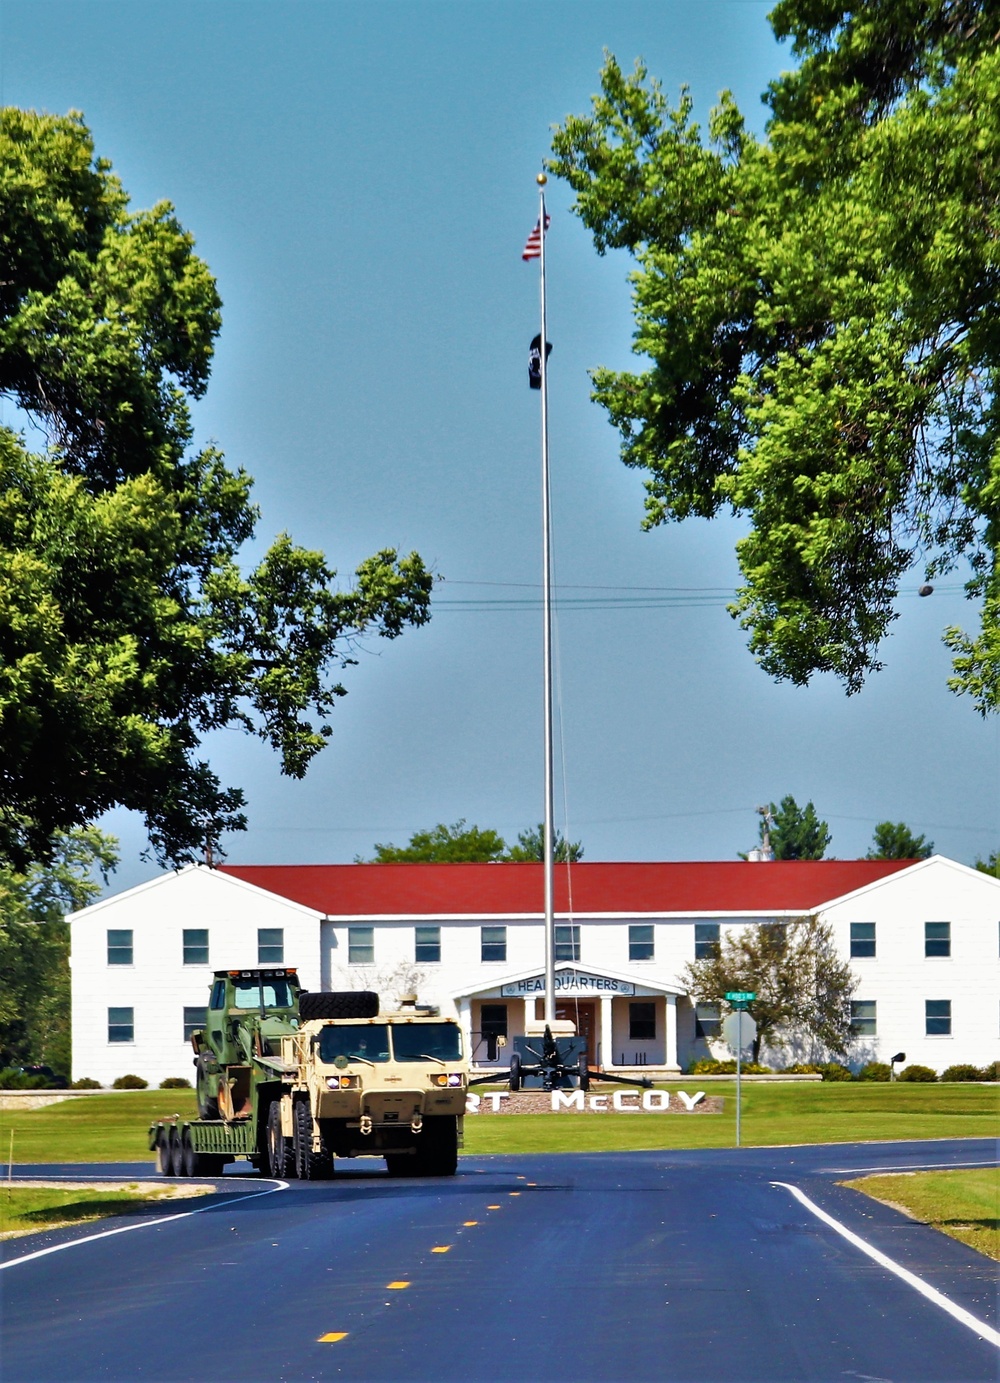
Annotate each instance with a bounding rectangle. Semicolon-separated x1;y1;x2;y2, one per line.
68;856;1000;1086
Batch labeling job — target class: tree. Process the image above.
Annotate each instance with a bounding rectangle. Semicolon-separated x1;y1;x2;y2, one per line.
743;796;831;860
682;916;857;1063
0;110;432;868
974;850;1000;877
364;820;509;863
504;823;585;863
866;821;934;859
0;827;118;1075
549;3;1000;708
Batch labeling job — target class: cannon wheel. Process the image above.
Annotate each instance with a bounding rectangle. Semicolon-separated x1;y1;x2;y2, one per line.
578;1054;590;1092
508;1052;521;1092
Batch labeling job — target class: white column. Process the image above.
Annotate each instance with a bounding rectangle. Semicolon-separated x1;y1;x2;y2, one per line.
664;994;679;1072
524;997;535;1032
457;998;474;1067
600;996;614;1069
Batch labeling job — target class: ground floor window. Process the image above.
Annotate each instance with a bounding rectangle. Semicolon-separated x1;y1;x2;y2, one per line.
108;1007;134;1043
629;1002;656;1041
694;1003;721;1039
925;999;951;1036
850;1000;877;1036
183;1006;207;1041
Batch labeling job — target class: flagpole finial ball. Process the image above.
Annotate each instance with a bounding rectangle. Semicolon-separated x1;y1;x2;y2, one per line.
536;173;547;185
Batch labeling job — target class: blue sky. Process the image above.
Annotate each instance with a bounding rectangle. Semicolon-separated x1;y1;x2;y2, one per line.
3;1;996;888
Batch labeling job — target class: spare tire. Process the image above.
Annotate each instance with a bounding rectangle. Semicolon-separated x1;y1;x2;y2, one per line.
298;990;380;1021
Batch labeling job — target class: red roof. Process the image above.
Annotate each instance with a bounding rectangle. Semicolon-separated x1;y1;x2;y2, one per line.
219;860;914;917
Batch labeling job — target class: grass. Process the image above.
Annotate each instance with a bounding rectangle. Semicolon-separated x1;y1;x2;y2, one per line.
0;1180;212;1239
842;1167;1000;1261
0;1083;995;1164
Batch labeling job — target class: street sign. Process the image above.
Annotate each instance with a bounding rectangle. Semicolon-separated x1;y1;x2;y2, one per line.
724;991;756;1003
722;1012;758;1051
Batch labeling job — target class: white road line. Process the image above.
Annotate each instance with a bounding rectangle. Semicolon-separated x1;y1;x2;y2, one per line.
822;1160;997;1175
0;1180;289;1271
772;1181;1000;1350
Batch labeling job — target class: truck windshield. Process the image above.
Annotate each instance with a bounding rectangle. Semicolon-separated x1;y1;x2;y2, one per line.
391;1023;462;1062
231;980;295;1009
318;1024;391;1064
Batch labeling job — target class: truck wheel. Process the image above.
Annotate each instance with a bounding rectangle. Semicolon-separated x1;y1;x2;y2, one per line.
195;1060;219;1120
509;1053;521;1092
155;1128;171;1175
384;1156;409;1177
294;1099;332;1180
416;1116;458;1177
168;1127;185;1177
181;1128;197;1177
267;1101;295;1179
299;990;379;1021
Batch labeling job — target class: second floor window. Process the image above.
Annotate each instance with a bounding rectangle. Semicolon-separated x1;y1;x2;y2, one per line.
415;925;441;963
183;929;209;965
629;924;654;962
554;924;580;962
925;922;950;958
850;1000;877;1036
850;923;876;959
481;926;507;963
107;929;133;965
349;925;374;965
258;928;284;964
694;923;720;960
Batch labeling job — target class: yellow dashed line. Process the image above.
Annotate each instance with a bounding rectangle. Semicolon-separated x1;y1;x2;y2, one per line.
509;1191;520;1197
487;1204;501;1210
432;1245;452;1253
463;1220;478;1226
318;1333;348;1343
527;1182;537;1187
387;1281;410;1289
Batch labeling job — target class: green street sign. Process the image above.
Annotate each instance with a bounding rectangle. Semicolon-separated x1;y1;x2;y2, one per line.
724;991;756;1003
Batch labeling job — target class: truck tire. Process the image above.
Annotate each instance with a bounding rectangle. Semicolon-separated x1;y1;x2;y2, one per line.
508;1052;521;1092
414;1115;458;1177
267;1101;295;1179
168;1126;185;1177
155;1127;171;1175
384;1155;410;1177
294;1099;333;1180
195;1059;219;1120
181;1127;197;1177
298;990;379;1021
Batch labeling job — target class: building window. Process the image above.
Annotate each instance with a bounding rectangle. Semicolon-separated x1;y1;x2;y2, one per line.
694;1003;721;1039
257;928;284;964
481;926;507;963
183;1007;207;1041
925;999;951;1036
629;924;654;962
107;929;133;966
349;925;374;965
850;923;876;959
925;922;950;958
415;925;441;963
554;924;580;963
183;929;209;966
108;1007;134;1043
694;923;720;960
480;1003;508;1061
850;1000;877;1036
629;1002;656;1041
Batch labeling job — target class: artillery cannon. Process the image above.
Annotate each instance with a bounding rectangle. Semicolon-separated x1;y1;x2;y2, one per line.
476;1024;654;1093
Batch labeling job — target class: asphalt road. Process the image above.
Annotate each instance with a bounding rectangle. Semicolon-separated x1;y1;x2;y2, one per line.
1;1138;996;1383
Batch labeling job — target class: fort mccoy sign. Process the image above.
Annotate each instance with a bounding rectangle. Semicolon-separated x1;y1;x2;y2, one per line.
466;1090;724;1115
500;970;635;997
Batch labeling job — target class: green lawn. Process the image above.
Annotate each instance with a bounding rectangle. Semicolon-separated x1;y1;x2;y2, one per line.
1;1082;995;1164
0;1180;210;1238
842;1167;1000;1261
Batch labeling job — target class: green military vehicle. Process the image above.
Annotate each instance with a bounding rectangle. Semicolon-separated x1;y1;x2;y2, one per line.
149;966;468;1178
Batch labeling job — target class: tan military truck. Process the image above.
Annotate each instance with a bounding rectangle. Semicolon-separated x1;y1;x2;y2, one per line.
266;999;468;1178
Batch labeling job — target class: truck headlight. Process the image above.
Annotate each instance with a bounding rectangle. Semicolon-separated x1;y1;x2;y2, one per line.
431;1074;464;1088
326;1075;359;1090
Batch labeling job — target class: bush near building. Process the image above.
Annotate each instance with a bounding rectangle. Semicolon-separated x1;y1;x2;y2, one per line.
899;1064;938;1082
111;1074;148;1090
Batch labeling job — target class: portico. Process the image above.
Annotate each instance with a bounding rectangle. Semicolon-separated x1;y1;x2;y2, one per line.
453;962;684;1075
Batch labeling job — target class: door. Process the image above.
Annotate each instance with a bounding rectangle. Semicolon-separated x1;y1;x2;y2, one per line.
534;999;598;1064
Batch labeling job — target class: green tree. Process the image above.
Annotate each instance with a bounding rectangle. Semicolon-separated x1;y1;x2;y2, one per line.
866;821;934;859
974;850;1000;877
0;110;431;867
0;827;118;1076
364;820;509;863
682;916;857;1063
744;797;831;860
504;823;585;863
549;3;1000;708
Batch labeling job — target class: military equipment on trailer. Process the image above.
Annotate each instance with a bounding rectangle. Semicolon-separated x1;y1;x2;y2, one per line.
149;970;467;1178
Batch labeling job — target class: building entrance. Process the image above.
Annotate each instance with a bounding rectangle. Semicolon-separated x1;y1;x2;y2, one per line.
535;998;598;1066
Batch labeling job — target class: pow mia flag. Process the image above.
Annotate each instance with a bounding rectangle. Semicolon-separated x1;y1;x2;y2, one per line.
528;334;552;390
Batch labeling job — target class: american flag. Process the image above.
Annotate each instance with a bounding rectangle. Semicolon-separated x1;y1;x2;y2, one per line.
522;213;551;260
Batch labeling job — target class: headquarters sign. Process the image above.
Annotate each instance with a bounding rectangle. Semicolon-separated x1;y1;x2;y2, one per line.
500;971;635;998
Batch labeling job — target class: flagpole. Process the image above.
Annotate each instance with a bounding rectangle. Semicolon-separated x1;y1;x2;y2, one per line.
537;173;556;1029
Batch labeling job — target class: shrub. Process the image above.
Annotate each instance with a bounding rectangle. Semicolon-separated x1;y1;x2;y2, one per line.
979;1060;1000;1081
782;1063;823;1075
71;1077;102;1089
856;1062;891;1082
159;1076;192;1089
818;1061;854;1082
687;1058;772;1075
898;1064;937;1082
939;1064;982;1082
112;1073;148;1090
0;1069;48;1089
